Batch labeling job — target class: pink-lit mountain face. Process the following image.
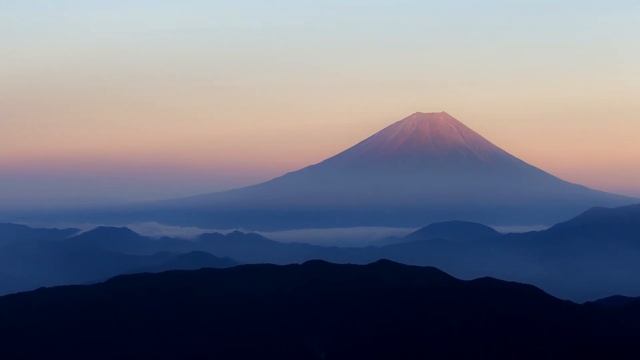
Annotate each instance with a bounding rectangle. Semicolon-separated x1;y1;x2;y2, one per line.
145;112;634;229
330;112;510;164
314;112;525;171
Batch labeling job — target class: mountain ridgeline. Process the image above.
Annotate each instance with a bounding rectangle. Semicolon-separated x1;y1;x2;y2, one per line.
1;260;639;359
127;112;632;229
1;204;640;300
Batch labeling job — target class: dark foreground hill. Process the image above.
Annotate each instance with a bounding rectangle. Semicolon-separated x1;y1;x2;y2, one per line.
0;260;638;360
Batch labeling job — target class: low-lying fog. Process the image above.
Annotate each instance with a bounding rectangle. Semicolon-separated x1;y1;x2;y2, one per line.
127;223;417;247
125;222;549;247
19;221;549;247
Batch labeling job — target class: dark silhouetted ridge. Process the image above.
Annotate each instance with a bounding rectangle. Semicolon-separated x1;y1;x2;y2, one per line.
589;295;640;309
0;261;639;359
133;251;238;273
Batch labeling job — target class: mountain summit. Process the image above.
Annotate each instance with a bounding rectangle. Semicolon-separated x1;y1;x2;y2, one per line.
312;112;524;171
336;112;504;162
137;112;634;229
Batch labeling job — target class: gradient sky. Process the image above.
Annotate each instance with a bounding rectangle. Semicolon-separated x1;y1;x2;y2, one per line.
1;1;639;208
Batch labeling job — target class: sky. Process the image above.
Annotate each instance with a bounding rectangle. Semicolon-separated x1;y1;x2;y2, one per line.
1;0;639;209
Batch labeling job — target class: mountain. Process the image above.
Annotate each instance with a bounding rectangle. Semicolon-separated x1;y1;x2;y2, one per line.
0;223;78;246
589;295;640;309
371;204;640;300
2;203;640;300
546;204;640;241
0;224;242;295
0;238;171;294
126;112;632;230
66;226;192;255
69;228;335;264
403;220;500;243
195;231;341;263
68;226;155;254
0;222;336;295
0;260;638;359
132;251;238;273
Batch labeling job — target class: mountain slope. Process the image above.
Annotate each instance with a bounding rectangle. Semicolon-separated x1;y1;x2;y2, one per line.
404;220;500;243
372;204;640;300
0;225;244;295
130;251;238;273
2;203;640;300
0;260;638;359
546;204;640;240
0;223;78;246
139;112;632;229
66;226;193;255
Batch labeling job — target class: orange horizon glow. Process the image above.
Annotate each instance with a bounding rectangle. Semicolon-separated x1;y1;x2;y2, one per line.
2;1;639;206
2;107;639;199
